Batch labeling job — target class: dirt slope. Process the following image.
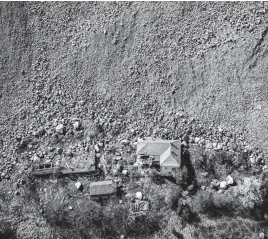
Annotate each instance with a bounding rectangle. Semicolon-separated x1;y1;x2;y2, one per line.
1;1;268;151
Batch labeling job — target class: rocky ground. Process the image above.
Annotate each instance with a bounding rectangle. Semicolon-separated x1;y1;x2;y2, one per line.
1;2;268;239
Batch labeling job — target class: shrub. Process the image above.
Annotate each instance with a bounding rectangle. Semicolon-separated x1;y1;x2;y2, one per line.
165;187;182;210
233;177;262;210
193;191;240;218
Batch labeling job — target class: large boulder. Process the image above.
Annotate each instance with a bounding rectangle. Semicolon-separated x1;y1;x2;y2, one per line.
55;124;65;134
75;182;83;191
136;191;143;200
219;181;228;190
226;175;234;185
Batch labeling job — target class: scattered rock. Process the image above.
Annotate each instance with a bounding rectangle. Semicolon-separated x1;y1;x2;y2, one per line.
121;139;130;145
73;121;81;130
259;232;265;239
95;153;101;158
226;175;234;185
122;169;128;175
95;145;100;152
201;172;209;177
136;191;143;200
55;124;65;134
210;179;220;189
75;182;83;191
188;184;194;191
219;181;228;190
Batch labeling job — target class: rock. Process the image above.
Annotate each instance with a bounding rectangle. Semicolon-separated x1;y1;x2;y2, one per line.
188;185;194;191
201;172;209;177
212;142;218;149
122;169;128;175
56;147;63;155
226;175;234;185
37;151;44;158
249;155;256;164
68;205;73;210
218;189;223;194
136;191;143;200
73;121;81;130
95;153;101;158
15;190;20;196
206;142;213;149
55;124;65;134
75;182;83;191
216;143;223;150
121;139;130;145
21;179;26;185
219;181;228;190
201;186;206;190
95;145;100;152
32;154;41;162
194;137;201;143
210;179;220;189
182;191;189;197
259;232;265;239
263;165;268;171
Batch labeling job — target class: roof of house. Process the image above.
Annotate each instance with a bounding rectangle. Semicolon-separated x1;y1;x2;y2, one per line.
137;137;181;167
90;181;116;196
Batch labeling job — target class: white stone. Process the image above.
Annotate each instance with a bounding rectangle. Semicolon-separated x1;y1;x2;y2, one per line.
94;145;100;152
122;170;128;175
226;175;234;185
121;139;130;145
136;191;143;200
206;142;213;149
250;155;256;164
194;137;201;143
55;124;64;134
263;165;268;171
32;154;40;162
217;143;223;150
219;181;228;190
75;182;82;190
73;121;80;130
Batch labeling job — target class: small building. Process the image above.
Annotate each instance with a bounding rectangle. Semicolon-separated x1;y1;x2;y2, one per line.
90;180;116;198
136;137;181;175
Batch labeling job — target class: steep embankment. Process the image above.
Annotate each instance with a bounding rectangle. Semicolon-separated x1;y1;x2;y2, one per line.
1;2;268;162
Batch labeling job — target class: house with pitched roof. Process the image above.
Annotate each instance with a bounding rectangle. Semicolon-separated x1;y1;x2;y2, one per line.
136;137;181;175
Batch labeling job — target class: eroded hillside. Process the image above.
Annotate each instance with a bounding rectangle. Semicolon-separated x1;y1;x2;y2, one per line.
1;2;268;239
1;2;268;151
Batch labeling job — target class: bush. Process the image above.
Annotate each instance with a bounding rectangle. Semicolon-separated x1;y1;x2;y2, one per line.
193;191;240;218
165;187;182;211
233;177;262;210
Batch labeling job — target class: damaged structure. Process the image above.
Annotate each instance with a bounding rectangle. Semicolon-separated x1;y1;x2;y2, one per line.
90;180;116;198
